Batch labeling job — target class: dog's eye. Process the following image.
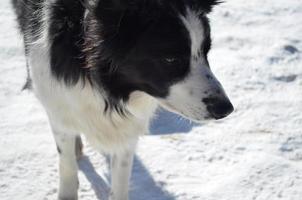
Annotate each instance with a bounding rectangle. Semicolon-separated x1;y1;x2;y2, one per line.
163;57;179;64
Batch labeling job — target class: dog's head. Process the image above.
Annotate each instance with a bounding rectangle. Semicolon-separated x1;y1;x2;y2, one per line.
85;0;233;121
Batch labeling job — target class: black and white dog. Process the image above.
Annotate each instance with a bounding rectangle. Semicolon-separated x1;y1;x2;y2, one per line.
12;0;233;199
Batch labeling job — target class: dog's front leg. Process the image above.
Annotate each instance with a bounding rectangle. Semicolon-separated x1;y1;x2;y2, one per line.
52;127;79;200
109;141;136;200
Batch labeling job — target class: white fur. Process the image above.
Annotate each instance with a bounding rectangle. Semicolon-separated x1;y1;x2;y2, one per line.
52;130;79;200
110;146;136;200
180;8;204;58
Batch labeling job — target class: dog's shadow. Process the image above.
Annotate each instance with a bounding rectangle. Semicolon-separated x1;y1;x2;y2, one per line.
78;156;110;200
79;156;176;200
78;108;199;200
150;108;199;135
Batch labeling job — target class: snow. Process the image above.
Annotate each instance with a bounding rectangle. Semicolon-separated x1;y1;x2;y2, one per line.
1;0;302;199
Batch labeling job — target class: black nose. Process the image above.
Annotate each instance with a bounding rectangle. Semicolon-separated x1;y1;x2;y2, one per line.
203;97;234;119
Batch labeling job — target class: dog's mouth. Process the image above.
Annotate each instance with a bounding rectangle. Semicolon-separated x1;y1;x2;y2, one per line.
157;101;213;123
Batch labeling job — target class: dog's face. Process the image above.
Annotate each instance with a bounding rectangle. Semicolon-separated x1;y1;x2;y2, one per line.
87;0;233;121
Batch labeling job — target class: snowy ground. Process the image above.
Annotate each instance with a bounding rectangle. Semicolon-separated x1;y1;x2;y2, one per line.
1;0;302;199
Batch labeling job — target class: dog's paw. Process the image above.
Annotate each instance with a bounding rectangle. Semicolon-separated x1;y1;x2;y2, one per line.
58;188;78;200
108;192;129;200
58;196;78;200
75;136;84;160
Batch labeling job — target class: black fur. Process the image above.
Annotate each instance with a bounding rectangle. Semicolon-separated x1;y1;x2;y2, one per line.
12;0;218;112
12;0;44;52
48;0;88;85
87;1;191;101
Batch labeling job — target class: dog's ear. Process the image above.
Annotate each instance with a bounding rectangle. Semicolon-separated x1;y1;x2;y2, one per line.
193;0;221;13
95;0;153;37
94;0;129;37
96;0;137;11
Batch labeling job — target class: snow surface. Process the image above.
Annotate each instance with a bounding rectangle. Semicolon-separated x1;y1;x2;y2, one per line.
1;0;302;199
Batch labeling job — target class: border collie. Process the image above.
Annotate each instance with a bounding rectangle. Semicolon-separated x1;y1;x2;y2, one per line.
12;0;233;199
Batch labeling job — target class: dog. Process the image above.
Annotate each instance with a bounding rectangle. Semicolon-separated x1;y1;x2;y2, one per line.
12;0;234;199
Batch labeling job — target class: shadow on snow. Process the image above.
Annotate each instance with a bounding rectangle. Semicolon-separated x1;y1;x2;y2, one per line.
79;155;176;200
150;108;199;135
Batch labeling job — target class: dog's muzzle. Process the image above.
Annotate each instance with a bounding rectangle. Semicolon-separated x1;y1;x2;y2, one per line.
203;97;234;119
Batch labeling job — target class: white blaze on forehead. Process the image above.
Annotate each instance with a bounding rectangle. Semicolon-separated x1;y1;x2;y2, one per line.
180;8;204;57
